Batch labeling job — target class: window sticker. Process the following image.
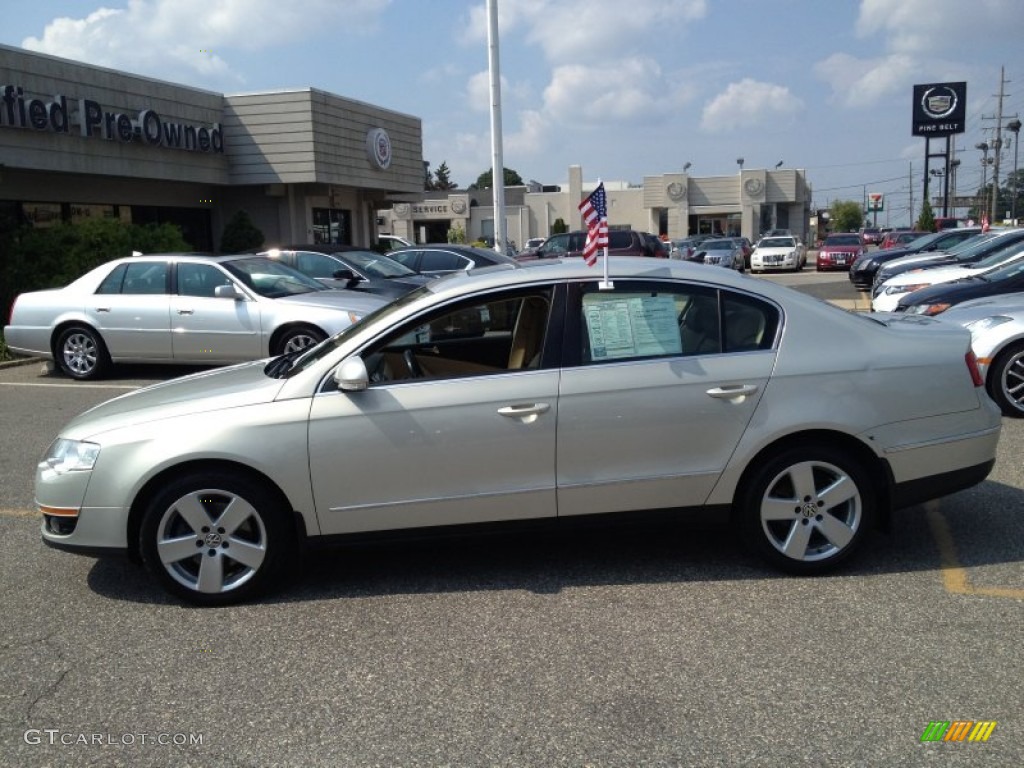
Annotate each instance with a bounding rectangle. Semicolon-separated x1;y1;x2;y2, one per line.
584;294;682;360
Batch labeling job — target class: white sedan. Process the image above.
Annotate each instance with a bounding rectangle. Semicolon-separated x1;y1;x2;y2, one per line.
4;253;386;379
750;236;806;272
33;258;1001;604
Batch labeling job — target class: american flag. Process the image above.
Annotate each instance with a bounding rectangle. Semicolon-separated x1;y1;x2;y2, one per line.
578;183;608;266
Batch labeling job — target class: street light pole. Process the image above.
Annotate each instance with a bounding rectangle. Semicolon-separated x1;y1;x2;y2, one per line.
976;142;991;221
1009;119;1022;223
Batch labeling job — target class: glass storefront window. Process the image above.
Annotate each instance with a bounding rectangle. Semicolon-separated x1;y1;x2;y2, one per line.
312;208;352;244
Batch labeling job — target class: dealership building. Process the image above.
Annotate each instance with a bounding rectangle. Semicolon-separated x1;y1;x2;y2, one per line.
382;165;813;248
2;44;810;253
0;45;424;251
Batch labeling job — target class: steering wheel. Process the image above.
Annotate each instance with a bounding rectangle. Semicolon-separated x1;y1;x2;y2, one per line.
403;349;423;378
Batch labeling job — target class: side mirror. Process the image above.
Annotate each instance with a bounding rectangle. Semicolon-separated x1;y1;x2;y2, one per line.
333;356;369;392
214;284;244;300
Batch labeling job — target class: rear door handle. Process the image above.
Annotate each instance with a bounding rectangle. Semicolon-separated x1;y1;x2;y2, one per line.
706;384;759;400
176;308;194;315
94;307;110;313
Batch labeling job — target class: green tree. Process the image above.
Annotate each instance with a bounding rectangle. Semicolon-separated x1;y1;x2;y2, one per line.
220;210;264;253
473;167;524;189
433;161;458;190
829;200;863;232
916;198;936;232
447;223;466;243
552;217;568;234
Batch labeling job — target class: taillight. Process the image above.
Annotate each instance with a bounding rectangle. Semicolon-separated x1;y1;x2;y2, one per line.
965;350;984;387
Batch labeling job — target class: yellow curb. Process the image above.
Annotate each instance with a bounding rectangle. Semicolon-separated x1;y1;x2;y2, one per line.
926;502;1024;600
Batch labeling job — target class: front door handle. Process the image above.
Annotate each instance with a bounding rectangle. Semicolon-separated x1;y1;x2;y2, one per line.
706;384;759;401
176;308;194;315
497;403;551;422
94;307;110;313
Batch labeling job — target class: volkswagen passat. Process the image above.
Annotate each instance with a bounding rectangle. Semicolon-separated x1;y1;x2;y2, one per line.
4;253;386;379
35;258;1001;604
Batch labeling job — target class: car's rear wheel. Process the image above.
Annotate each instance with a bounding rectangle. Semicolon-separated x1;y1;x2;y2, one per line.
739;445;874;574
274;325;326;355
55;325;110;380
988;341;1024;417
139;470;293;605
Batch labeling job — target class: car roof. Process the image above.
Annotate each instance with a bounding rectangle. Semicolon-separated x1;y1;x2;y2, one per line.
270;244;380;253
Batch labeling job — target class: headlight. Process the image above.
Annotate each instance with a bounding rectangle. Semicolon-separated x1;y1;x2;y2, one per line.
905;303;952;316
42;438;100;473
884;282;929;296
964;315;1013;334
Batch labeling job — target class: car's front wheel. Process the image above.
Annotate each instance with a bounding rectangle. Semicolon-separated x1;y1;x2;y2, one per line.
988;341;1024;417
274;325;326;355
139;470;294;605
55;325;110;380
739;445;875;574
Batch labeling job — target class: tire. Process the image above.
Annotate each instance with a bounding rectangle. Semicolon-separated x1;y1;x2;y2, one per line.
139;469;294;605
55;325;110;380
738;444;875;574
274;325;326;355
988;341;1024;417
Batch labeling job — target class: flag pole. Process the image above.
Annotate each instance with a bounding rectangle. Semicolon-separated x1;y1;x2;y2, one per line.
597;177;613;290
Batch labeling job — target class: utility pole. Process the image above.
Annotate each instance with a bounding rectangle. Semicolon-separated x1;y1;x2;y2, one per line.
983;67;1009;222
486;0;507;256
908;161;914;225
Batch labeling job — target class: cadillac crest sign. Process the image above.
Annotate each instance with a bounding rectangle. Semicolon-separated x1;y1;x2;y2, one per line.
912;82;966;137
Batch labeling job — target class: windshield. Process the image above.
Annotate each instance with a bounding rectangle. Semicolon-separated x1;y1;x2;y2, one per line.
969;242;1024;271
977;257;1024;282
223;257;326;298
952;232;1021;261
760;237;796;248
275;284;433;376
339;250;418;278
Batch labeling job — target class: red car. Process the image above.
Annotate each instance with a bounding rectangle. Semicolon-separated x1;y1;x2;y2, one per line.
816;233;865;272
879;229;925;250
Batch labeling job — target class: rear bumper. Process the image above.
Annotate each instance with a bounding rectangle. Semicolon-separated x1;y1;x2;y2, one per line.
892;459;995;510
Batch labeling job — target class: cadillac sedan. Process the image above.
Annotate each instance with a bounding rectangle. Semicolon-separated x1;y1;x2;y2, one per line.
4;253;386;380
34;258;1001;604
750;236;806;273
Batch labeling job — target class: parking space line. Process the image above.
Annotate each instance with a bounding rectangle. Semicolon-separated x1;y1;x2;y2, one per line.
0;508;39;518
926;503;1024;600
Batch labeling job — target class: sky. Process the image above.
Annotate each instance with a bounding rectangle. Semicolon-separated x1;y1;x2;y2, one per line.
3;0;1023;227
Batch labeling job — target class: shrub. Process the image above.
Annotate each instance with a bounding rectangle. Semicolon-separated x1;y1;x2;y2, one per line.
220;210;264;253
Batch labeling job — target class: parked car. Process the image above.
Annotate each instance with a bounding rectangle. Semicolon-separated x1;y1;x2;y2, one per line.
879;230;926;250
259;245;430;299
33;258;1001;604
672;235;714;260
872;242;1024;312
3;254;386;380
816;234;865;271
849;227;984;291
377;234;412;252
859;227;883;246
387;244;518;276
642;233;671;258
940;293;1024;417
523;237;546;251
872;228;1024;298
517;230;655;260
750;236;806;273
695;238;745;271
896;257;1024;317
735;237;754;268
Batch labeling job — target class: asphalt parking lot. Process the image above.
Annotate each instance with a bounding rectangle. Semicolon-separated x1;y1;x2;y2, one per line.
1;269;1021;767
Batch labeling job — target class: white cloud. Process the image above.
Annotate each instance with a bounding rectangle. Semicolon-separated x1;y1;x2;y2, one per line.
543;58;670;123
21;0;390;83
814;53;918;108
856;0;1024;52
467;0;707;63
700;79;803;133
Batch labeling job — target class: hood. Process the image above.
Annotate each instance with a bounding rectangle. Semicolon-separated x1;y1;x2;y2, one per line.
888;264;971;285
276;290;388;315
60;360;286;440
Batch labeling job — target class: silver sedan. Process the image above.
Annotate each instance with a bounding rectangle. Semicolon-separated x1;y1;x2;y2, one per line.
4;253;387;379
34;258;1001;604
940;292;1024;417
